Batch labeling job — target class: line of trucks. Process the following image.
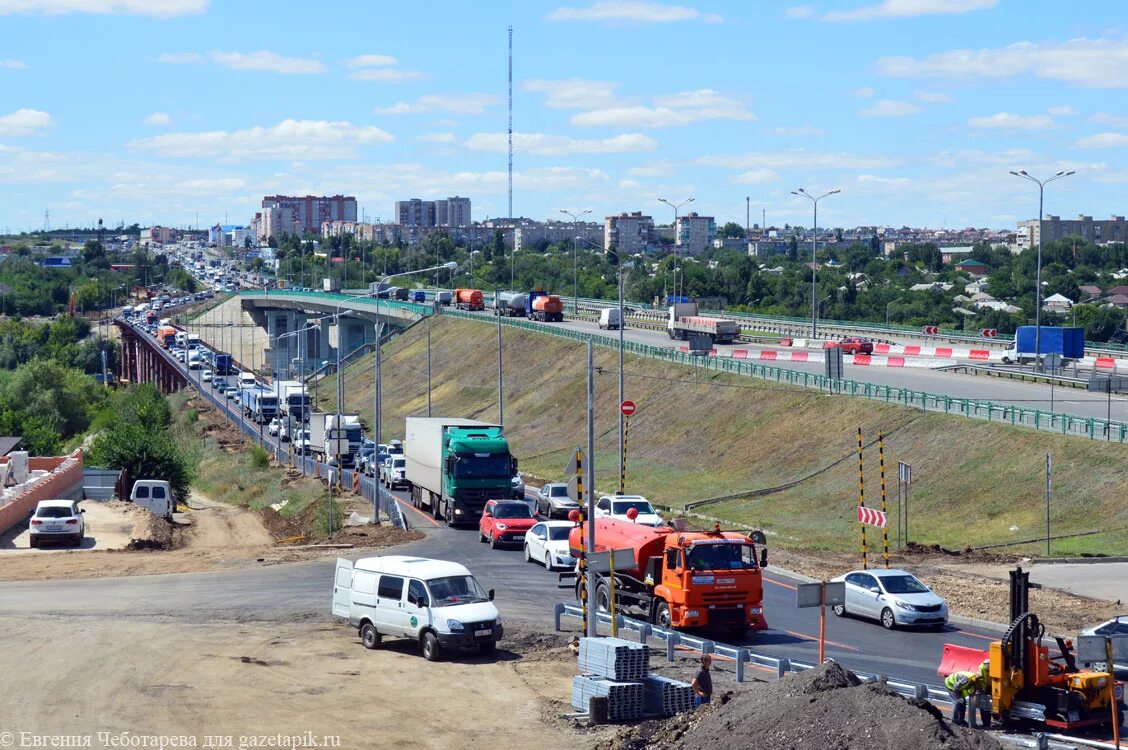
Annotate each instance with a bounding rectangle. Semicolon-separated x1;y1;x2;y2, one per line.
451;287;566;322
397;416;769;637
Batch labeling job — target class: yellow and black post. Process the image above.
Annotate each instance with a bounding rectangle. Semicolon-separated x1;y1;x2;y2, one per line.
620;416;630;494
576;447;588;636
857;427;868;570
878;432;890;569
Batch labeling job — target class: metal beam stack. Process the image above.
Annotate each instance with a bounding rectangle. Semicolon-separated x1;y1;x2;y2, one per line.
577;636;650;680
571;676;644;721
643;674;695;716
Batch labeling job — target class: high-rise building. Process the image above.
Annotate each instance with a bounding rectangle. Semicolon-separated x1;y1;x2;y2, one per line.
260;195;357;238
395;198;437;227
604;212;654;255
676;212;717;255
396;196;472;227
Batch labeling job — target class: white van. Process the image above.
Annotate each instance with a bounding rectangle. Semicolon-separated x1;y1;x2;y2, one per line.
332;555;502;661
129;479;174;522
598;307;623;330
238;371;257;389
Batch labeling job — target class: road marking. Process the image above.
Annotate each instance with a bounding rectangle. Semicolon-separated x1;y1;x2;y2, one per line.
949;629;996;642
763;575;797;591
782;629;858;652
399;498;440;527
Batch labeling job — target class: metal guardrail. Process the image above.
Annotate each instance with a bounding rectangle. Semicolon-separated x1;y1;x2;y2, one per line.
439;308;1128;443
552;602;950;704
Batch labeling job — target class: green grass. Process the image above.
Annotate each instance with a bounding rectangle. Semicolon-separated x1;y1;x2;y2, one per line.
323;317;1128;556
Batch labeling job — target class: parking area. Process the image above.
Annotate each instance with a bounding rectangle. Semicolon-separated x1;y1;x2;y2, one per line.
0;500;138;553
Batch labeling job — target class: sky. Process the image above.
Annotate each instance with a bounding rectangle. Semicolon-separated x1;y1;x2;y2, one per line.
1;0;1127;234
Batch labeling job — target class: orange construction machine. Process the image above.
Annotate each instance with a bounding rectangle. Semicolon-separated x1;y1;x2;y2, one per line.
453;288;485;311
939;567;1125;730
564;518;768;636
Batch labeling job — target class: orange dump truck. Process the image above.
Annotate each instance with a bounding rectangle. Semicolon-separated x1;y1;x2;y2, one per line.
565;518;768;636
454;288;485;311
529;292;564;322
156;325;178;348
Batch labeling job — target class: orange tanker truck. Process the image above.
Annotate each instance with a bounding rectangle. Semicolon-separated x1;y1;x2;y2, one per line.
453;288;485;311
527;288;564;322
564;517;768;636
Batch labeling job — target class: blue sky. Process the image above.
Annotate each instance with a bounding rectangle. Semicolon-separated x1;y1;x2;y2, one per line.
1;0;1127;233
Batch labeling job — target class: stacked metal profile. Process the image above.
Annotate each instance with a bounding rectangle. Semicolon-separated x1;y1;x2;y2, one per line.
642;674;695;716
577;636;650;680
571;676;645;721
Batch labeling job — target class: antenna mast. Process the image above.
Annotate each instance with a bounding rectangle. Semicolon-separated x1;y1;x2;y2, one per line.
508;25;513;220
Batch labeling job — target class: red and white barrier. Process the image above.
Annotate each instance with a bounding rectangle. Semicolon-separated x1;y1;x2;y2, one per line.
677;346;956;368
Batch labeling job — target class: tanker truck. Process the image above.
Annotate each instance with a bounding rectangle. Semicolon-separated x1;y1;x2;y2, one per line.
526;288;564;322
454;288;485;311
494;290;528;317
564;518;768;636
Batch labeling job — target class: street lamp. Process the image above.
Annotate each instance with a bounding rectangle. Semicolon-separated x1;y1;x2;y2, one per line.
560;209;592;314
1010;169;1075;372
658;197;694;299
790;188;841;338
334;261;457;521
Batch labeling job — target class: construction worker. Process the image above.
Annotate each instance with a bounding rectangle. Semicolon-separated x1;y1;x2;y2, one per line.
972;660;992;728
945;661;990;728
691;654;713;709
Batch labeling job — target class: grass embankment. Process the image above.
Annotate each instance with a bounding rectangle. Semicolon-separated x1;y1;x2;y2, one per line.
168;392;342;535
322;317;1128;556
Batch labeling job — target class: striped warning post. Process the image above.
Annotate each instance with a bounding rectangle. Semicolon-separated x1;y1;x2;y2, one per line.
352;471;360;494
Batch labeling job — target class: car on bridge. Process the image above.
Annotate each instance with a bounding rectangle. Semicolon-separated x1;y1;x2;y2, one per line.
830;336;874;355
479;499;536;549
830;568;948;630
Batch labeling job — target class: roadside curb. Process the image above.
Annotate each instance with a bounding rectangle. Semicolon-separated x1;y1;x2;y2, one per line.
1029;556;1128;565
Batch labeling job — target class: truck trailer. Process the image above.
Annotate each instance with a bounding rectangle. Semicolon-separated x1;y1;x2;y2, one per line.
1001;326;1085;365
454;288;485;311
404;417;517;527
307;412;363;466
239;386;279;424
273;379;310;421
667;302;740;344
565;518;768;636
494;291;528;317
213;353;233;376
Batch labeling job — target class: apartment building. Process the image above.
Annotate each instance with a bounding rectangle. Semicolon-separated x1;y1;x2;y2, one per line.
514;221;603;252
1017;214;1128;246
396;196;472;227
675;212;716;255
260;195;357;239
604;212;654;255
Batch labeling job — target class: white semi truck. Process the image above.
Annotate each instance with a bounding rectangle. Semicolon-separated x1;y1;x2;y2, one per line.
666;302;741;344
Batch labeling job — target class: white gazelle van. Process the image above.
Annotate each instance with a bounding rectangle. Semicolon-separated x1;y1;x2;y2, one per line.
332;556;502;661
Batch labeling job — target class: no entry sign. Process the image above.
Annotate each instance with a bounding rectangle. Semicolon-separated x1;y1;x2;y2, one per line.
620;400;636;417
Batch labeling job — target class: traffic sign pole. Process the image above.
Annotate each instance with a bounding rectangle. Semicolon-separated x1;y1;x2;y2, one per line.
620;415;630;494
857;427;867;570
878;432;889;568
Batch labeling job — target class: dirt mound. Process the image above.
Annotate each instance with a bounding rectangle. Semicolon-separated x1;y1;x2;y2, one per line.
600;660;1002;750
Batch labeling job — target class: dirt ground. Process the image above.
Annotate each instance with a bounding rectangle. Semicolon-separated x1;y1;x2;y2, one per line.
768;546;1124;635
0;500;140;553
0;489;420;582
0;615;610;750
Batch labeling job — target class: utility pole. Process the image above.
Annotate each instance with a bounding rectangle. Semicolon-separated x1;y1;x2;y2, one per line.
586;339;596;638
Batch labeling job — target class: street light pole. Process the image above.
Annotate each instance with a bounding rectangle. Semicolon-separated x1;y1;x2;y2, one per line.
658;197;694;299
791;188;841;339
1010;169;1075;372
560;209;592;314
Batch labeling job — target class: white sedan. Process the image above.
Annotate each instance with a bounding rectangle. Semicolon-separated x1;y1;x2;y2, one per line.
594;494;664;527
829;568;948;630
523;520;577;570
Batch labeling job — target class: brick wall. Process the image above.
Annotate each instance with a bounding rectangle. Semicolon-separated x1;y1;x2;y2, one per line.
0;450;84;535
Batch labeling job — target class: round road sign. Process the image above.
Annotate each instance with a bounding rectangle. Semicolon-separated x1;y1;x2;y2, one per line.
620;400;636;416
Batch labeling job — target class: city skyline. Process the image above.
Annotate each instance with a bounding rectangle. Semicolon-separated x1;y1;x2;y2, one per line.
1;0;1127;232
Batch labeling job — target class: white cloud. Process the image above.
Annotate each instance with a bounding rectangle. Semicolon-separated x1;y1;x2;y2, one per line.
733;169;779;184
0;108;51;136
465;131;657;156
417;133;457;143
1076;132;1128;148
524;78;621;109
619;178;641;188
0;0;207;16
698;150;900;170
1092;112;1128;127
773;126;827;137
852;86;876;98
572;89;754;128
626;161;676;177
878;37;1128;88
1046;105;1076;115
144;112;173;126
374;94;499;115
348;68;426;82
158;50;325;74
547;2;722;23
858;174;911;185
128;119;394;160
968;112;1055;129
786;6;815;18
345;54;398;68
915;89;955;103
859;99;922;117
0;59;28;68
823;0;995;22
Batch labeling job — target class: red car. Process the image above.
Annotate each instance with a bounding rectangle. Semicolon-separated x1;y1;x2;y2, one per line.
832;336;874;355
479;499;537;549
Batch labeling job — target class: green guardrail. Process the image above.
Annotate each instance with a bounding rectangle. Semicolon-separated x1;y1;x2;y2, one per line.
241;290;434;318
439;307;1128;444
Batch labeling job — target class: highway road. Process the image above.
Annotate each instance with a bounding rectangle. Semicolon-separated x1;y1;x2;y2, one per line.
498;311;1128;425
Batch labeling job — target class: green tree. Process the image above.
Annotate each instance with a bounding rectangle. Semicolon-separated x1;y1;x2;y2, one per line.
718;221;745;239
89;422;191;500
